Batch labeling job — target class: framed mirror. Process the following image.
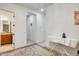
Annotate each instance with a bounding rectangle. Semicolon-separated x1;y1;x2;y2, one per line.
3;24;9;32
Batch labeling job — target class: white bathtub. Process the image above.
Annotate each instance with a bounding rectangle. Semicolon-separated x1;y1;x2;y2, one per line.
48;36;78;48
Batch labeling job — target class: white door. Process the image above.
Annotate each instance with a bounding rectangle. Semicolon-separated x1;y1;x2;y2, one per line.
27;14;37;42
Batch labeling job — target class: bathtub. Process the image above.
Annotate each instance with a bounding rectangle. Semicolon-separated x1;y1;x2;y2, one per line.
48;36;78;48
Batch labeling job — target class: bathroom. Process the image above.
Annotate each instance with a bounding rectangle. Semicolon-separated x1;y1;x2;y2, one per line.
0;9;15;53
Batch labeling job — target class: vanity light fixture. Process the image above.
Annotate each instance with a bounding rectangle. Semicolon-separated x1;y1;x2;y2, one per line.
1;16;8;21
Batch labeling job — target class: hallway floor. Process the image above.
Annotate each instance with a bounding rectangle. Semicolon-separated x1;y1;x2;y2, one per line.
0;44;61;56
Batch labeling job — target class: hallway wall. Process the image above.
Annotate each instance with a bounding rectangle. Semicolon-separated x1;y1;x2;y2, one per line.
45;3;79;41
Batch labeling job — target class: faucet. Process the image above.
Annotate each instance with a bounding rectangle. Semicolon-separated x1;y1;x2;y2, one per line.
62;33;66;38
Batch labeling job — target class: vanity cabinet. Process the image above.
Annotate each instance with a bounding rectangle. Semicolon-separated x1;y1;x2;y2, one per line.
0;33;13;45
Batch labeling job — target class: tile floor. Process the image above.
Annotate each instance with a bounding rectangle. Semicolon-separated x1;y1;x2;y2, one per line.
27;39;35;45
0;44;14;53
0;44;61;56
0;40;78;56
38;40;79;56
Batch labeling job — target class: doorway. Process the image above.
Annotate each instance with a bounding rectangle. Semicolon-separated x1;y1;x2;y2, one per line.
0;9;15;53
26;12;37;45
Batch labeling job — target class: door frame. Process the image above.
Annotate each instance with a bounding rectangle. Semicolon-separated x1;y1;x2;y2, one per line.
0;9;15;47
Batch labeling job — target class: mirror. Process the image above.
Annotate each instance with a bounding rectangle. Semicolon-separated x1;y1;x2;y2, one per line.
3;24;9;32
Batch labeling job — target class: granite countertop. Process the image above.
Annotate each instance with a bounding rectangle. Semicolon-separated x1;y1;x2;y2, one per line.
0;32;13;35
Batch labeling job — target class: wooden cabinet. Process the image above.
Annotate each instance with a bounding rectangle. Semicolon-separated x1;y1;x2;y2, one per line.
1;35;6;45
0;33;13;45
6;34;12;44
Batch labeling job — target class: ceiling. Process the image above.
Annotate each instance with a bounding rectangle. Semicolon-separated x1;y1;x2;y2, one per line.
16;3;53;12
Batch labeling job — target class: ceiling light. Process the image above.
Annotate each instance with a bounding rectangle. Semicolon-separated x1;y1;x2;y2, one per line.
40;8;44;12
